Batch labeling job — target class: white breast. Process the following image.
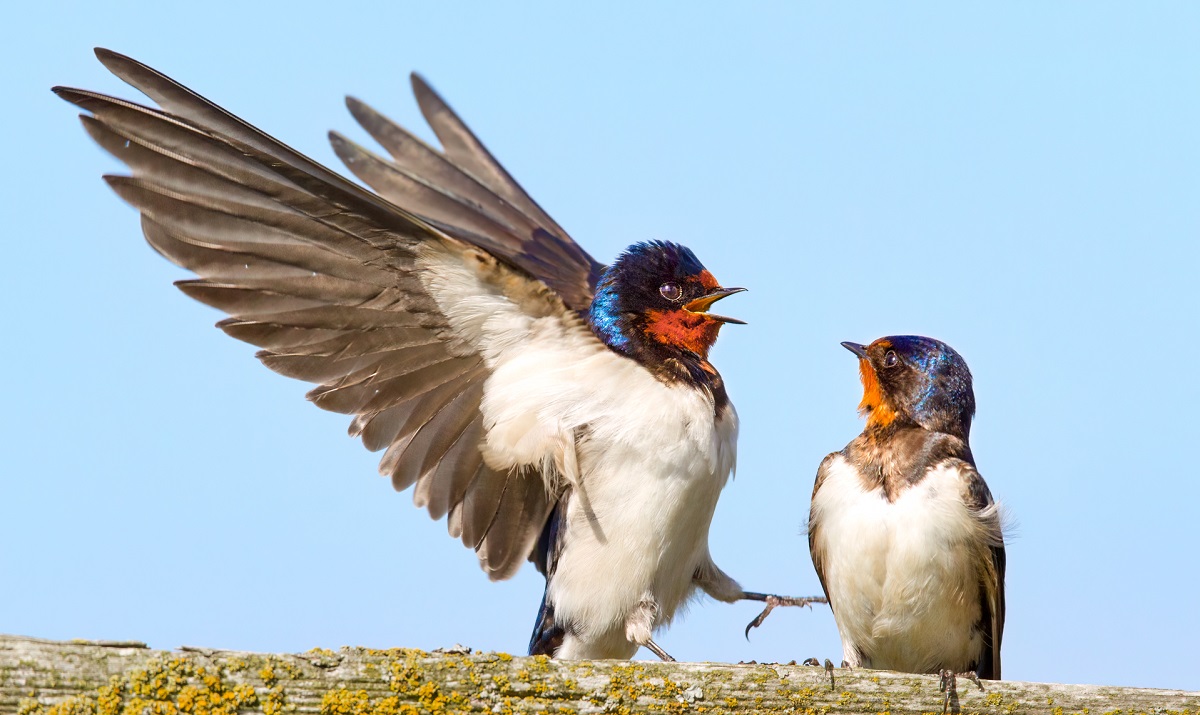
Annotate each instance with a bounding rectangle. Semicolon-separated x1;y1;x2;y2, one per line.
810;454;985;673
489;344;738;658
418;239;739;658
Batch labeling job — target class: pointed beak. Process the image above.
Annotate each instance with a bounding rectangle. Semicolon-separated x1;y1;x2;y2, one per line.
685;287;747;325
841;341;869;358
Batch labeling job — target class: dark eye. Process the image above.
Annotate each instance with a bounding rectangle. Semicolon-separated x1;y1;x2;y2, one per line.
659;282;683;301
883;350;899;368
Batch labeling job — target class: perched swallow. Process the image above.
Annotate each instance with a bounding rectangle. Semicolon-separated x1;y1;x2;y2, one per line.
55;49;811;660
808;337;1005;679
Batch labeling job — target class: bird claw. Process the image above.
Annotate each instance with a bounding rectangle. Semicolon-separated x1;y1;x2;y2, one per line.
741;592;829;639
939;669;984;714
743;602;775;639
939;669;956;715
799;656;836;690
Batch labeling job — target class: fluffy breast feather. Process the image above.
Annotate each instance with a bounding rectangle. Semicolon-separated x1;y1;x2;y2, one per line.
810;454;999;673
416;237;739;654
417;237;736;487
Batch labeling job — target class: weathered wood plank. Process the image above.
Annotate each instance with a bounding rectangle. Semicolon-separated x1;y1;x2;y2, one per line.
2;634;1196;715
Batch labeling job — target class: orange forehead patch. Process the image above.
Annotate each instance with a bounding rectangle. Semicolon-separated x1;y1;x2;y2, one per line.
857;358;897;428
696;270;720;291
644;308;723;357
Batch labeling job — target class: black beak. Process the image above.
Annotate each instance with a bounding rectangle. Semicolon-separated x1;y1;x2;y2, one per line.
841;341;869;358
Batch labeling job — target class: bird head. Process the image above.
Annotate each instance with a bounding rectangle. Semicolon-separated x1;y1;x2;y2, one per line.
841;335;975;438
588;241;744;362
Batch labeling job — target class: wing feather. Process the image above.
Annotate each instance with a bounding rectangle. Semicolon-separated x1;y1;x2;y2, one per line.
55;49;575;582
476;469;556;580
807;452;838;609
958;460;1006;680
331;131;537;244
409;74;568;239
335;76;605;310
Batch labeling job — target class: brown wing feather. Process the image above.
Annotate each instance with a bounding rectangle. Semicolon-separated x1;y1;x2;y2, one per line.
807;452;839;609
339;80;605;311
54;50;564;581
409;74;570;239
960;462;1006;679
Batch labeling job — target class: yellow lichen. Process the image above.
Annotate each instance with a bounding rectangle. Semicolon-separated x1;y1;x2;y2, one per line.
260;685;288;715
319;688;367;715
21;656;262;715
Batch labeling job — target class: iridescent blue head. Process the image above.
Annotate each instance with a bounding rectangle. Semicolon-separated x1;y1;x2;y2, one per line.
840;335;975;439
588;241;745;362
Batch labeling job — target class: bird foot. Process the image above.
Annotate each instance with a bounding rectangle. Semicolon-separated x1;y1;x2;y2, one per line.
801;657;837;689
626;595;675;661
645;639;676;662
801;657;840;691
939;669;983;714
741;592;829;638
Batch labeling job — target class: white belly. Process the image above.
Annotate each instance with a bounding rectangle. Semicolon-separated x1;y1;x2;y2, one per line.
549;427;732;658
811;455;984;673
416;239;740;658
479;325;738;659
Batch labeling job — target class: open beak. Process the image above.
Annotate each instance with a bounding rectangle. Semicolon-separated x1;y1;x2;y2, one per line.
685;287;747;325
841;341;869;358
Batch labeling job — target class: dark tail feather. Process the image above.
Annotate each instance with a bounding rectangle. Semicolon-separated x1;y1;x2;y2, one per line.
528;498;566;656
528;589;565;656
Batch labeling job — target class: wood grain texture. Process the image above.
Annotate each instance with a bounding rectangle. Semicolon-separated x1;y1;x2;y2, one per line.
2;635;1196;715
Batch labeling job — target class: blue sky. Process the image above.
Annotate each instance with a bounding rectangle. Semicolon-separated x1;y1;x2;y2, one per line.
3;1;1198;692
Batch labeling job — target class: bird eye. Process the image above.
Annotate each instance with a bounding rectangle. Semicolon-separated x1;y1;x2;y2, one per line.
659;282;683;301
883;350;899;368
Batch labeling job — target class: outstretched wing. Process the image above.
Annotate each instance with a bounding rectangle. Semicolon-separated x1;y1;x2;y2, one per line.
54;48;596;580
332;76;604;312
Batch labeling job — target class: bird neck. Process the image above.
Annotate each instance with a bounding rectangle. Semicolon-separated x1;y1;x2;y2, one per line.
586;292;729;409
846;425;974;501
587;281;633;354
640;309;721;359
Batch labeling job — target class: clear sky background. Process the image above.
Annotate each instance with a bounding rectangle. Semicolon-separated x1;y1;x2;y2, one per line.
3;1;1197;693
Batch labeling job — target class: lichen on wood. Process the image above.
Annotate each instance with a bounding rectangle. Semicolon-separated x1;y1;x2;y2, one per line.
2;635;1197;715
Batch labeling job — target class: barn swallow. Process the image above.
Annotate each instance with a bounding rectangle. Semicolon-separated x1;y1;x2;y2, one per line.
54;49;817;660
807;337;1005;686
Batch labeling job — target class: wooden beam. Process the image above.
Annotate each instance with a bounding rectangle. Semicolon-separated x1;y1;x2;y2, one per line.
2;635;1196;715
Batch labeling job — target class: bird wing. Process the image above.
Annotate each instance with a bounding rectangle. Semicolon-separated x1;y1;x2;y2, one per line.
54;48;603;581
958;460;1006;680
807;452;840;609
332;77;604;312
808;451;871;667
